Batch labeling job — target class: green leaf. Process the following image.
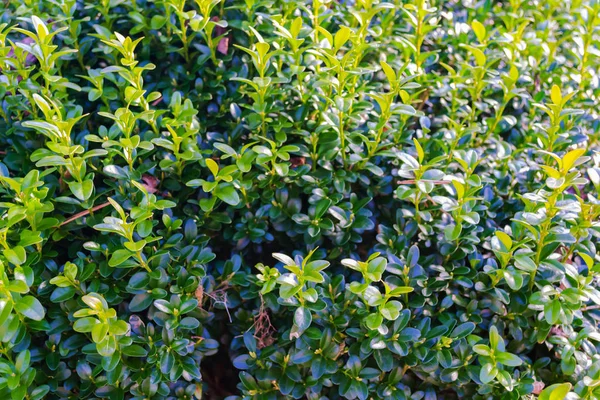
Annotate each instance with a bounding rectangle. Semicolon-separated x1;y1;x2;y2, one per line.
122;344;148;357
290;306;311;339
496;370;513;391
273;253;295;266
413;138;424;164
539;383;572;400
50;287;76;302
503;268;524;291
124;240;146;252
154;299;173;314
363;285;384;306
30;386;50;400
97;336;117;357
82;293;108;311
479;363;498;384
562;148;586;172
92;322;109;342
32;94;51;116
279;282;302;299
461;44;486;67
514;255;537;272
150;15;167;29
109;320;129;335
495;231;512;251
489;325;501;350
15;350;30;374
8;280;29;294
179;299;199;314
205;158;219;177
472;344;491;356
303;269;325;283
68;180;94;201
302;288;318;303
14;296;45;321
451;322;475;339
334;26;352;49
365;313;383;330
314;198;332;218
380;300;402;320
179;316;200;329
305;260;329;273
366;257;387;281
109;249;133;267
0;299;13;326
136;220;153;238
550;84;562;105
380;60;396;85
444;223;462;241
129;293;153;312
4;246;26;266
73;317;98;333
64;262;78;281
544;299;561;325
31;15;49;37
496;351;522;367
388;286;414;296
18;230;42;247
407;245;420;268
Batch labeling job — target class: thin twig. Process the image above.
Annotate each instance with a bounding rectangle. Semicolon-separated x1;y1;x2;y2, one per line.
397;179;452;185
247;293;276;349
205;288;232;323
582;305;600;312
59;201;111;227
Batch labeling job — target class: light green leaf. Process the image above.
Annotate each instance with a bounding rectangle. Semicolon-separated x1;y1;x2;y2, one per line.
550;84;562;105
290;306;311;339
380;300;402;320
496;351;522;367
68;180;94;201
479;363;498;384
205;158;219;177
109;249;133;267
4;246;26;266
539;383;572;400
365;312;383;330
14;296;45;321
495;231;512;251
544;299;561;325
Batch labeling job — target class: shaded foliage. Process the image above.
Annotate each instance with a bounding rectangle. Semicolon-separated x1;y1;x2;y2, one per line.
0;0;599;399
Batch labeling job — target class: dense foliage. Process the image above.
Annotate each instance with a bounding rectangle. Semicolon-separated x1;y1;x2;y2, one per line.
1;0;600;399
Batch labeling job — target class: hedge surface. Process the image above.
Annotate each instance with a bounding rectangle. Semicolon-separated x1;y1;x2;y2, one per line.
0;0;600;399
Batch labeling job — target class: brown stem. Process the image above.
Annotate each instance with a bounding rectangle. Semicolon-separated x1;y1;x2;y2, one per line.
60;201;111;227
582;305;600;312
397;179;452;185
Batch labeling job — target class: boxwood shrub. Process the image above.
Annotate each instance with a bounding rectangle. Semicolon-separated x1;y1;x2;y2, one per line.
0;0;599;399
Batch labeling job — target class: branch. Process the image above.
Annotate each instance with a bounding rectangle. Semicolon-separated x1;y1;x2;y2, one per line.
59;201;111;227
582;305;600;312
397;179;452;185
